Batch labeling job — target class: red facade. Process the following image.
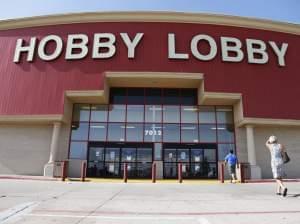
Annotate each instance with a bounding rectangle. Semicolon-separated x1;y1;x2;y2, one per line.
0;22;299;119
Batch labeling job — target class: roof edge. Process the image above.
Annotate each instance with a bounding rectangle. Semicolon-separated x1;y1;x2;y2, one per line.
0;11;300;34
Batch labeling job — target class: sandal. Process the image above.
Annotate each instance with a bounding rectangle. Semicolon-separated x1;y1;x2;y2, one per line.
282;188;288;197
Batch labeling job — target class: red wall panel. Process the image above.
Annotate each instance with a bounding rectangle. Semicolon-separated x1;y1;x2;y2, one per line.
0;22;299;119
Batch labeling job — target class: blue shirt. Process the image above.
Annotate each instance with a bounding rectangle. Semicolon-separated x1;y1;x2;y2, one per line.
224;153;237;166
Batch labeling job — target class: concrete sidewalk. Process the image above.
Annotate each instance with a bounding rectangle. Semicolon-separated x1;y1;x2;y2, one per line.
0;179;299;224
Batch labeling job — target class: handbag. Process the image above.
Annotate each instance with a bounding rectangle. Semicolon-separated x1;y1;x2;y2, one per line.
281;151;290;164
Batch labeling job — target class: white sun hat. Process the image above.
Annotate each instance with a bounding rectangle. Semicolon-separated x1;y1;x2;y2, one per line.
268;135;278;143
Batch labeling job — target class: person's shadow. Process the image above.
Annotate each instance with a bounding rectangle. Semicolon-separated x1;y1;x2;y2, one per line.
288;193;300;198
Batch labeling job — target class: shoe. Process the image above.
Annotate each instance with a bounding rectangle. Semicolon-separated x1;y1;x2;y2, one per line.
282;188;288;197
276;192;281;196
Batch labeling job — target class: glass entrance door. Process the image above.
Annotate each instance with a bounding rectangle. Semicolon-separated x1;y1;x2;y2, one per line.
163;143;217;179
87;143;153;178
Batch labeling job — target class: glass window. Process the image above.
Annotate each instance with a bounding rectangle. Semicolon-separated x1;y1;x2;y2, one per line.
71;122;89;140
145;88;162;104
137;148;152;162
122;148;136;162
145;105;162;123
126;123;144;142
89;147;104;161
144;123;162;142
73;104;90;122
164;148;177;162
107;123;125;142
108;105;126;122
177;149;190;162
163;89;180;105
127;105;144;122
199;106;216;124
127;88;144;104
218;144;235;161
109;88;126;104
89;123;107;141
105;148;120;162
163;106;180;123
90;105;108;122
163;124;180;142
191;149;204;162
181;106;198;123
204;149;216;162
154;143;162;160
217;124;235;142
199;124;217;142
216;107;233;124
69;141;87;159
181;124;199;143
181;89;197;105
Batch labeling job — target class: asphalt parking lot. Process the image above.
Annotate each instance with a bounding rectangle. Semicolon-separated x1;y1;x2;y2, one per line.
0;179;299;224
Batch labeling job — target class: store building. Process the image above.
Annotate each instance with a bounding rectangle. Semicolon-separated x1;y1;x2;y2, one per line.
0;12;299;179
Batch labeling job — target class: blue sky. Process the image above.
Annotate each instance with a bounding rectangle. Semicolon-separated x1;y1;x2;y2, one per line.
1;0;300;24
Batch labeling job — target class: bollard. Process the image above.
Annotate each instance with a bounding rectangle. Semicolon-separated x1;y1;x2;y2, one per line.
81;161;87;182
178;163;183;183
152;162;156;183
218;162;224;183
61;161;68;181
123;163;128;183
240;163;245;183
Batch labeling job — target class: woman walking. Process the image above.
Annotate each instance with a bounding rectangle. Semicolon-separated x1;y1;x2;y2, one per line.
265;136;288;196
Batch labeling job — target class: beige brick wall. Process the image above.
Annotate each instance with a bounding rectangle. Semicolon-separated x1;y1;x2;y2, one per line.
235;126;300;179
0;123;71;176
254;127;300;179
0;125;52;175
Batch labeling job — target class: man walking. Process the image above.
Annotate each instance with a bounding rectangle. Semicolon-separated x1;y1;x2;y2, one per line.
224;150;238;183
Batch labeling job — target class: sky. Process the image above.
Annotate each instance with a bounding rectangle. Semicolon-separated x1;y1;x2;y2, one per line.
0;0;300;24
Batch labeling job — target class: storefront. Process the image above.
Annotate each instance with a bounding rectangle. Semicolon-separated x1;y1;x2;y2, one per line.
0;12;299;179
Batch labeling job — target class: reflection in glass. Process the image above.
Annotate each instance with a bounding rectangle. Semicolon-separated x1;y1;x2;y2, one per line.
105;162;120;177
73;104;90;122
145;88;162;104
89;123;107;141
181;106;198;123
191;149;203;162
108;105;126;122
177;149;190;162
122;148;137;162
163;106;180;123
144;123;162;142
163;124;180;142
127;88;144;104
90;105;108;122
216;107;233;124
71;122;89;140
105;148;120;162
145;105;162;123
199;124;217;142
107;123;125;142
110;88;126;104
127;105;144;122
181;89;197;105
199;106;216;123
69;142;87;159
137;148;152;162
126;123;144;142
163;89;180;105
217;124;235;142
89;147;104;161
164;163;177;178
204;149;216;162
181;124;199;143
164;149;177;162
